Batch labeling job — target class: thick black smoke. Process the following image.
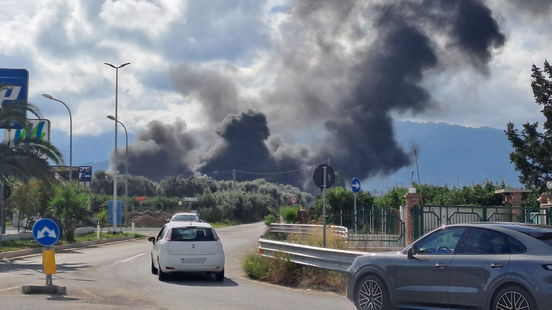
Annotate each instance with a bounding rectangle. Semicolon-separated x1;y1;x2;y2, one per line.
127;0;507;188
196;110;310;186
112;119;198;180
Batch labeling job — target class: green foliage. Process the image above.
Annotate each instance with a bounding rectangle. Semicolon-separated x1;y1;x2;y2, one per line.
280;206;298;223
48;183;91;242
243;252;270;280
310;187;374;220
505;61;552;191
7;179;55;220
263;214;278;226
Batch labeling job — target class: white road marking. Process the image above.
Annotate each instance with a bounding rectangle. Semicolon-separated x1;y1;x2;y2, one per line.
115;253;145;264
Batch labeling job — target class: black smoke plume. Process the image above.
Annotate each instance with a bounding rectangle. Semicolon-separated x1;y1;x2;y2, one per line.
196;110;310;187
112;119;198;180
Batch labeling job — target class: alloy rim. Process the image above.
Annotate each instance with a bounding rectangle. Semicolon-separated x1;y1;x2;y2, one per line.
358;279;383;310
496;290;530;310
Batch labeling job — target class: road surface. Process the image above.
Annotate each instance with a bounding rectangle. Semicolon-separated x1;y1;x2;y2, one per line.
0;222;355;310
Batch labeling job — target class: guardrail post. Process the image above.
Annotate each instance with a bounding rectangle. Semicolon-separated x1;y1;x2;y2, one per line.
404;188;421;245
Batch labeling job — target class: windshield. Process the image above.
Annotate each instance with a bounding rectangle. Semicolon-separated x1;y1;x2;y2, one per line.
170;228;215;242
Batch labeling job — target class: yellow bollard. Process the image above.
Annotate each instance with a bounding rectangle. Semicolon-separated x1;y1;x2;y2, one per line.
42;250;56;275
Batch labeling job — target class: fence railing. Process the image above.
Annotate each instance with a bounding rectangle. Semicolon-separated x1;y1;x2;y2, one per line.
269;223;348;239
258;238;367;272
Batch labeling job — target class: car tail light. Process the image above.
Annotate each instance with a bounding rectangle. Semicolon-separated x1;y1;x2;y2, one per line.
212;229;220;241
165;228;172;241
543;265;552;271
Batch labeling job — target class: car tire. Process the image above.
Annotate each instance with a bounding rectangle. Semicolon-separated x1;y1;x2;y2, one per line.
151;256;158;275
354;274;390;310
215;269;224;282
492;285;536;310
158;260;168;281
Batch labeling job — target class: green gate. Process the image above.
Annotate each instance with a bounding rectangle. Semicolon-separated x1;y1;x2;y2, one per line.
413;205;551;240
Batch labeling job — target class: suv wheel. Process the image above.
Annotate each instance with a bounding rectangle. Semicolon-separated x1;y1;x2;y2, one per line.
493;285;536;310
355;274;390;310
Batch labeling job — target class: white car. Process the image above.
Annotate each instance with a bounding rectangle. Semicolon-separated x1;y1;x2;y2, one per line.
148;222;225;281
169;212;200;222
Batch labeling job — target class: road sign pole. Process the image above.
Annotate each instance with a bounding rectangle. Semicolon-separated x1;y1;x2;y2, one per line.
354;193;357;234
322;166;327;248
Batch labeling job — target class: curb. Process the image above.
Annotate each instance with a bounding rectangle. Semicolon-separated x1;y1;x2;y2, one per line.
0;236;138;260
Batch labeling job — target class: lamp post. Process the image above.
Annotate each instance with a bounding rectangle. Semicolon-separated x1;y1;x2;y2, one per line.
107;115;128;226
42;94;72;180
105;62;130;231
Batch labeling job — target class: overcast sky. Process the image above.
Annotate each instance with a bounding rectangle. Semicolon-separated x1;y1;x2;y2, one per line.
0;0;551;183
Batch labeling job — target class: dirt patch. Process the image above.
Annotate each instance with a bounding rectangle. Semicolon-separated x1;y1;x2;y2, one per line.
132;211;172;227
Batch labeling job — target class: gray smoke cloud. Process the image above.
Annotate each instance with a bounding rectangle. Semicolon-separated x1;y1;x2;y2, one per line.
112;118;198;180
196;110;311;187
508;0;552;16
118;0;507;188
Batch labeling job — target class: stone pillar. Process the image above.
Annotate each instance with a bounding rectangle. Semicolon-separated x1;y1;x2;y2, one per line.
404;189;421;245
495;188;531;222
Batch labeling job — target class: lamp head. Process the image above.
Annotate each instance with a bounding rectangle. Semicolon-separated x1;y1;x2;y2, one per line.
42;93;53;100
106;115;116;121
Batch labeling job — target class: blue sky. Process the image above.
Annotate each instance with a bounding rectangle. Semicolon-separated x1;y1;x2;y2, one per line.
0;0;551;184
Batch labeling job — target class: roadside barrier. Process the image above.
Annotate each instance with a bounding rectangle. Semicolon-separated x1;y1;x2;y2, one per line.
269;223;348;239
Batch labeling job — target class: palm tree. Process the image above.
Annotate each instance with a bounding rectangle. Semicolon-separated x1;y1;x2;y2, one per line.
0;102;63;183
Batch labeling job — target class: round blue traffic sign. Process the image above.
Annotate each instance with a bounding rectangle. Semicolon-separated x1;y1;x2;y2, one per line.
351;177;361;193
32;218;61;246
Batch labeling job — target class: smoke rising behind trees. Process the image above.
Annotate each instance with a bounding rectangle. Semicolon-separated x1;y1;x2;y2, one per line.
111;0;511;189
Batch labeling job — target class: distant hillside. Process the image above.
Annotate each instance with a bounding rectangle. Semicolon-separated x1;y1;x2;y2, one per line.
366;121;521;193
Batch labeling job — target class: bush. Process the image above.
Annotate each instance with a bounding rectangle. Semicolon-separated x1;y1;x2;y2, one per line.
280;206;298;223
263;214;278;226
243;251;270;280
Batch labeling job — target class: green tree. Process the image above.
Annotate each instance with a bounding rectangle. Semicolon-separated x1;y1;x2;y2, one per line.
505;61;552;191
7;179;55;223
48;183;91;242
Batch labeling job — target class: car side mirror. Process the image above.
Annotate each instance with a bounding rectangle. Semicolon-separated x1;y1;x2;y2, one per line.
407;247;416;259
148;236;156;244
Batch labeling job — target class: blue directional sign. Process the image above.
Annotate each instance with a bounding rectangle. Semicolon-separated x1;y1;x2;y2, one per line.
0;68;29;129
79;166;92;182
108;200;122;225
351;177;361;193
32;218;61;247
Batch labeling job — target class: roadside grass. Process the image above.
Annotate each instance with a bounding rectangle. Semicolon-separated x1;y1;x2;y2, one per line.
210;220;239;228
243;250;346;293
0;232;142;253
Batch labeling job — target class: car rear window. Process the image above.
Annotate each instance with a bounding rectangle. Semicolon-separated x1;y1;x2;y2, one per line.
170;227;215;241
172;215;199;221
520;232;552;247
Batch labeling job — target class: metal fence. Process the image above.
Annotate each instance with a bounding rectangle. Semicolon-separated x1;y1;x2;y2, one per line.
327;207;405;249
269;223;348;239
413;205;551;239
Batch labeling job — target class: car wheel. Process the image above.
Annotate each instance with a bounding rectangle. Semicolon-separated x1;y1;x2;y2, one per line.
151;256;158;275
354;274;390;310
158;260;168;281
492;285;536;310
215;269;224;282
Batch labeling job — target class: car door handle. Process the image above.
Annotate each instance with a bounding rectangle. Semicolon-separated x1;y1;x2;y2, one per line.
435;263;446;269
490;263;503;269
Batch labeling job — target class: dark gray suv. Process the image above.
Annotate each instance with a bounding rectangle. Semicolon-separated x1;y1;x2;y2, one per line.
347;222;552;310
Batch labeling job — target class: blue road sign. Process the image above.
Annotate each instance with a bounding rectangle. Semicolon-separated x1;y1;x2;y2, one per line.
79;166;92;182
108;200;122;225
32;218;61;247
0;68;29;129
351;177;361;193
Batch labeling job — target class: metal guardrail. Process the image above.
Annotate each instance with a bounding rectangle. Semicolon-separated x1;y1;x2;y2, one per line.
258;238;367;272
269;223;348;239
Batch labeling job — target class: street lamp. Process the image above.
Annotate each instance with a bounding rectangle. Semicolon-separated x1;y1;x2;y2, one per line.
42;94;73;180
105;62;130;231
107;115;128;226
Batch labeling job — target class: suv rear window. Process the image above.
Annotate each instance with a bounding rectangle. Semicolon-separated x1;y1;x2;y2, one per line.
170;227;215;241
172;214;199;221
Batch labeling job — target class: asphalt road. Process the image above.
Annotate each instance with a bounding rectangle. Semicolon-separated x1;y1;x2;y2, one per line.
0;222;356;310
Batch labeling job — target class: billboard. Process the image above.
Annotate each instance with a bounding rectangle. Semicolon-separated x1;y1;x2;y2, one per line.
4;119;50;144
0;68;29;129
